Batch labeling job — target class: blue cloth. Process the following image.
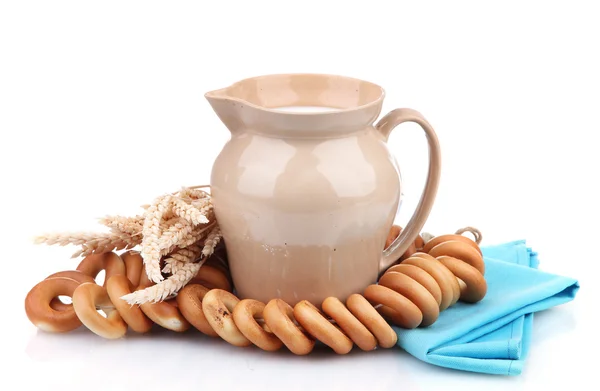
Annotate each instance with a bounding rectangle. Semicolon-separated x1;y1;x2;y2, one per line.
393;240;580;375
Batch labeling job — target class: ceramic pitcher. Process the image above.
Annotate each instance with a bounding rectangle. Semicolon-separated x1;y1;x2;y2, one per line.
205;74;441;307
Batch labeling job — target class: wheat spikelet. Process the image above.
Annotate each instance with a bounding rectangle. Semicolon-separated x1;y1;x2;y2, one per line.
168;245;201;263
177;223;216;250
202;225;222;257
160;215;183;230
158;218;194;250
179;187;210;200
162;259;186;275
171;198;209;225
99;215;144;236
161;243;202;274
161;219;215;252
191;198;214;217
162;244;203;274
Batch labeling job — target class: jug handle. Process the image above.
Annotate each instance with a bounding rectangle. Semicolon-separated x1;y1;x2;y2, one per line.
377;108;442;274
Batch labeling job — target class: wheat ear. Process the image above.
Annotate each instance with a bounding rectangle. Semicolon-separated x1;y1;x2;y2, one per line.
176;222;217;250
202;225;222;257
191;197;214;217
34;232;140;257
158;218;195;251
99;215;144;236
121;262;202;304
140;194;172;282
179;187;210;200
171;198;209;225
162;244;203;274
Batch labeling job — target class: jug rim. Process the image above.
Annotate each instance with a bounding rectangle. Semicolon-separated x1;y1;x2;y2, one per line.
204;73;386;116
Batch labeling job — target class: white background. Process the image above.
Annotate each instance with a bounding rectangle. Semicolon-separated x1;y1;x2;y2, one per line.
1;1;598;390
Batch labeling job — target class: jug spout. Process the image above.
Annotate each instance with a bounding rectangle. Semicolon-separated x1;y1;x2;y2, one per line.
204;87;244;134
204;87;228;100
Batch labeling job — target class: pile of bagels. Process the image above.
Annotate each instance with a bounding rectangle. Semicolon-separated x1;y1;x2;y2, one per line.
25;226;487;355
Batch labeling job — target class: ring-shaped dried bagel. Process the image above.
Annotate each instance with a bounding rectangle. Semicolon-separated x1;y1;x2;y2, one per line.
363;284;422;329
345;294;397;348
140;298;190;333
385;225;421;260
189;265;232;292
46;270;96;284
423;234;482;255
202;289;251;347
25;277;82;333
403;254;461;310
72;282;127;339
121;251;144;287
322;297;377;351
76;252;126;287
400;242;418;261
414;234;425;251
263;298;315;355
378;271;439;327
233;299;283;351
205;252;230;278
176;284;219;337
106;275;153;333
137;267;153;288
427;240;485;275
385;264;442;306
293;300;353;354
376;304;407;327
436;256;487;303
45;271;96;311
385;225;402;248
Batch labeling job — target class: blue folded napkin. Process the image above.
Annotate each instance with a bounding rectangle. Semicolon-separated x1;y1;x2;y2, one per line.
392;240;580;375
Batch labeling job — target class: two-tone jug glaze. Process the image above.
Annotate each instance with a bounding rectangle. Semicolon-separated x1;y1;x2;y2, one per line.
205;74;441;306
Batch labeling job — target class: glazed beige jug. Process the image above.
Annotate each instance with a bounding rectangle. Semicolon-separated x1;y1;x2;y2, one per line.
205;74;441;307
